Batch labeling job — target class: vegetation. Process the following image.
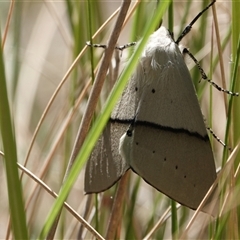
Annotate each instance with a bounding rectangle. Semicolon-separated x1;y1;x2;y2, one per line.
0;1;239;239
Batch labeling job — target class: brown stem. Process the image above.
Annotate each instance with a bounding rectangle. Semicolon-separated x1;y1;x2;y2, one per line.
46;1;131;239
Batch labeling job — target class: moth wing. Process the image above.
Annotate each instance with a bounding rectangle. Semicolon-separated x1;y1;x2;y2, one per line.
124;42;217;210
85;121;129;193
111;63;144;121
85;70;140;193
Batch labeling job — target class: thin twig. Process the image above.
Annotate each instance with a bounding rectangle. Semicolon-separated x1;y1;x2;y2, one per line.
180;142;240;239
16;161;105;240
1;0;14;49
1;150;104;240
212;3;228;113
46;1;131;239
22;3;121;179
105;171;130;239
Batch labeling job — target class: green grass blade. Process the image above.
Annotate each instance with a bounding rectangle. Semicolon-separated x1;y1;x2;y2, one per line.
0;34;28;239
231;0;240;145
37;2;171;239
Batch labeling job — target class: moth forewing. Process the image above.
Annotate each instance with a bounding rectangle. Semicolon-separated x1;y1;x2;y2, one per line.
119;27;217;210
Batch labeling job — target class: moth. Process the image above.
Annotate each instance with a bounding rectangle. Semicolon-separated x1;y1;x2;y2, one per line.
85;0;233;212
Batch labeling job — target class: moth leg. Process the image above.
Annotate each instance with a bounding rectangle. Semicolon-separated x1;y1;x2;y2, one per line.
86;41;107;49
206;126;231;151
86;41;136;51
183;48;239;96
116;42;137;50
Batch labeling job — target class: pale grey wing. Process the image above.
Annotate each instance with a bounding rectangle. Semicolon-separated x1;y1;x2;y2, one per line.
130;125;216;210
84;121;129;193
111;63;144;121
85;67;141;193
136;46;208;136
127;44;216;209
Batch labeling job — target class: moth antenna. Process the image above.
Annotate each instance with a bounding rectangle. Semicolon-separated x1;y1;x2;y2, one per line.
207;127;231;151
176;0;216;44
183;48;239;96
